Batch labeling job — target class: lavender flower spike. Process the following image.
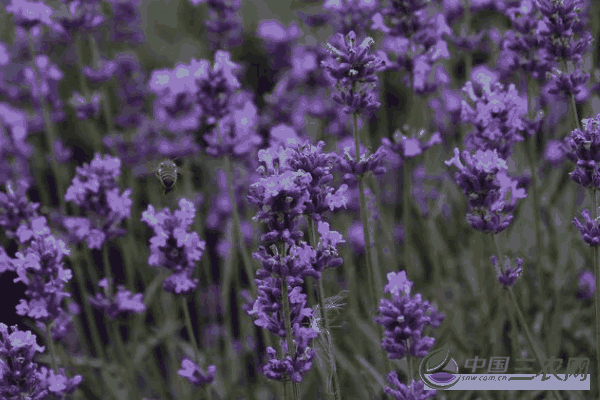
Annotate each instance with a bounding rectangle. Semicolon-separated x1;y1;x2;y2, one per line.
375;271;444;360
321;30;386;114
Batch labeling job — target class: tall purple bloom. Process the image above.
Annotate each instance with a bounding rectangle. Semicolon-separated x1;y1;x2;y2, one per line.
564;114;600;189
63;153;132;250
384;372;437;400
189;0;242;51
141;198;206;295
0;324;82;399
460;80;527;159
0;179;40;241
491;255;523;287
245;144;345;383
445;148;527;234
89;278;146;319
375;271;444;360
321;30;386;115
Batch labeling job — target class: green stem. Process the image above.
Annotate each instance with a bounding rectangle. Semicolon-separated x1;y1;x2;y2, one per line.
593;189;600;386
74;35;102;152
181;296;200;360
27;33;65;215
308;220;341;400
74;251;106;362
407;343;414;383
279;243;300;400
112;321;140;400
403;157;411;275
45;324;59;372
89;35;115;133
525;79;545;346
490;236;561;400
225;155;256;297
352;113;380;308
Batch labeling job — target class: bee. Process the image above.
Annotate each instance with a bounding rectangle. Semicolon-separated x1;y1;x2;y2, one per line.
154;158;180;195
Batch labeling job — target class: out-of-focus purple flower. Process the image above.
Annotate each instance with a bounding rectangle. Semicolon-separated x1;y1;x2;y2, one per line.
89;278;146;319
321;0;380;36
203;90;262;159
191;0;242;51
83;57;117;83
347;221;365;253
543;139;567;167
6;0;63;32
536;0;592;65
257;20;302;71
375;272;444;360
178;357;216;386
37;366;82;395
64;154;132;249
445;148;527;234
106;0;145;44
21;55;64;109
491;255;523;287
68;91;102;120
0;323;48;399
0;179;40;241
336;144;387;184
113;53;148;129
546;67;590;104
141;198;206;295
52;0;106;38
384;372;437;400
10;234;73;324
321;31;386;114
564;114;600;189
382;130;442;164
46;138;73;164
461;80;527;159
578;270;594;299
149;61;205;133
572;209;600;247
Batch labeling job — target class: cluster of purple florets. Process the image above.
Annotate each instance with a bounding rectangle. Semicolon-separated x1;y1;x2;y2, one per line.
246;142;347;382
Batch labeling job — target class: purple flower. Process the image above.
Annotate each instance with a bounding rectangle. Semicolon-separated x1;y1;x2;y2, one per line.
491;255;523;287
384;372;437;400
375;272;444;360
46;138;73;164
565;114;600;189
445;148;527;234
89;278;146;319
149;61;204;133
106;0;146;44
578;270;594;300
52;0;106;37
257;19;302;71
321;31;386;114
536;0;592;65
460;80;527;159
572;209;600;247
546;66;590;104
192;0;242;51
68;91;102;120
6;0;62;32
203;90;262;159
195;50;242;125
83;57;117;83
336;144;387;183
0;179;40;241
21;55;64;109
141;198;206;295
0;324;48;399
382;130;442;164
64;154;132;249
178;357;216;386
543;139;567;167
322;0;381;36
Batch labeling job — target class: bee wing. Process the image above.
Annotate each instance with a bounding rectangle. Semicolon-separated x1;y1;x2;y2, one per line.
133;155;159;178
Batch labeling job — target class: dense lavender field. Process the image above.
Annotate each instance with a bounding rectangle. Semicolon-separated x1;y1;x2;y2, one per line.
0;0;599;399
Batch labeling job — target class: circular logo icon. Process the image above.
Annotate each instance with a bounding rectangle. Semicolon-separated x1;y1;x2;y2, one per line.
419;344;460;390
